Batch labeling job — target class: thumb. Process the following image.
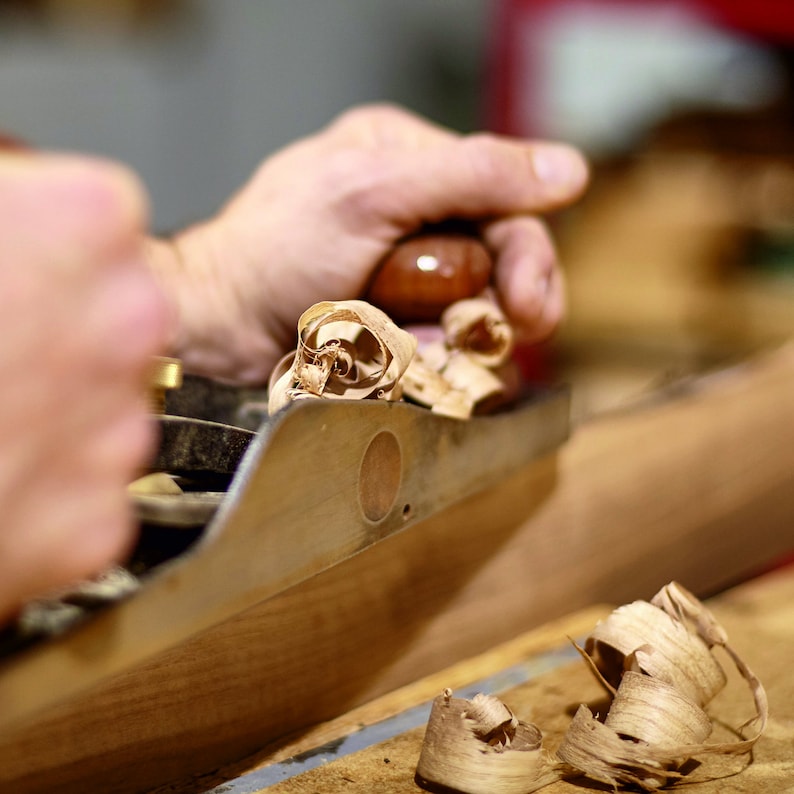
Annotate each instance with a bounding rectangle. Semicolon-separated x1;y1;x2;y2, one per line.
374;136;589;228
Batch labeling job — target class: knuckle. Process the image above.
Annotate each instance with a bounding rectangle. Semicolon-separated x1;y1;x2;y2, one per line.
460;134;528;203
1;156;150;261
524;217;557;273
330;102;416;136
323;150;394;229
48;156;150;234
460;134;505;177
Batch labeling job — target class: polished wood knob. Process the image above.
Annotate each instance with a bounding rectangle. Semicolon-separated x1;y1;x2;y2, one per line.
366;230;493;323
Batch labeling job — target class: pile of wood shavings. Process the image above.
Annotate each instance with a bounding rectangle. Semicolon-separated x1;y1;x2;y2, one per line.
556;581;768;790
267;297;516;419
416;582;768;793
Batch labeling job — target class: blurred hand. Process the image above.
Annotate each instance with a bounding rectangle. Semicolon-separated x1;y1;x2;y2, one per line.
151;104;588;384
0;154;168;619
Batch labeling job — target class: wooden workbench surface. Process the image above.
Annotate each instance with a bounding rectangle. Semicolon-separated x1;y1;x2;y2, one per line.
253;566;794;794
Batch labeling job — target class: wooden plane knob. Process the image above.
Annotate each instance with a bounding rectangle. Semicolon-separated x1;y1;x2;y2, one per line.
366;231;493;323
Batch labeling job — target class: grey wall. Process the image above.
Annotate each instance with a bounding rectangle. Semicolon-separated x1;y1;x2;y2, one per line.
0;1;490;232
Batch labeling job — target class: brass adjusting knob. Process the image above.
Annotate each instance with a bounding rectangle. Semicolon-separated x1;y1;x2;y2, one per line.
148;356;183;414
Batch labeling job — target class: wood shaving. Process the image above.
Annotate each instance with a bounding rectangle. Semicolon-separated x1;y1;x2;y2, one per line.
557;581;768;790
128;472;184;496
402;297;515;419
268;296;517;419
416;690;559;794
15;567;141;638
268;300;417;414
440;296;513;368
417;582;767;793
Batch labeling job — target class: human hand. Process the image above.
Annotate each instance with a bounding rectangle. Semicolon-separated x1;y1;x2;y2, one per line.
151;104;588;384
0;154;168;620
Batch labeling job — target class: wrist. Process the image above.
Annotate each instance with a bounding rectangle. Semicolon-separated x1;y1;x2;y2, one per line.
144;223;282;385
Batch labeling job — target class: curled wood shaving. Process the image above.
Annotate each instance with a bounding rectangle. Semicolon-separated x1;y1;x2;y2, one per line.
128;472;183;496
268;300;417;414
400;353;505;420
441;297;513;368
415;584;766;792
557;581;769;790
268;297;518;419
465;693;519;747
416;690;559;794
585;599;726;706
604;671;713;747
557;704;678;791
403;297;516;419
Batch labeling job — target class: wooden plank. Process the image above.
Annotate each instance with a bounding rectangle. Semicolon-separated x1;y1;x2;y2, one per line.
256;566;794;793
1;346;794;793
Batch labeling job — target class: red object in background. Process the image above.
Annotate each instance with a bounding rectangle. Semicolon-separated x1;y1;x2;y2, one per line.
681;0;794;41
487;0;794;136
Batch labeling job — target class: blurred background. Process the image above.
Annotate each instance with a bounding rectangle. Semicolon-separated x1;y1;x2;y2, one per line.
0;0;493;231
1;0;792;416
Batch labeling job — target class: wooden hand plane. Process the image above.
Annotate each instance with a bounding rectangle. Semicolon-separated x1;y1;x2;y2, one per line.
0;228;570;732
0;379;570;733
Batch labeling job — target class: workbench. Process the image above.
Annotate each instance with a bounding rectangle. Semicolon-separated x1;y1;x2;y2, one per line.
215;565;794;794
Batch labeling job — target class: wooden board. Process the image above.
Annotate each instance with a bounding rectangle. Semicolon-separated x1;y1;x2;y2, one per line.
1;347;794;793
257;565;794;793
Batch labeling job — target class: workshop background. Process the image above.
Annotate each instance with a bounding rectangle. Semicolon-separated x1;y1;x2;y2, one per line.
1;0;792;414
0;0;492;232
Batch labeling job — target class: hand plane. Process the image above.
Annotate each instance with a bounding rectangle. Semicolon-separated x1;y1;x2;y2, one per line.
0;230;571;733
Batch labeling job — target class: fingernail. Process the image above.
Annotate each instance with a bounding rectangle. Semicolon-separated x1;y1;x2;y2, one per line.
533;146;588;189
